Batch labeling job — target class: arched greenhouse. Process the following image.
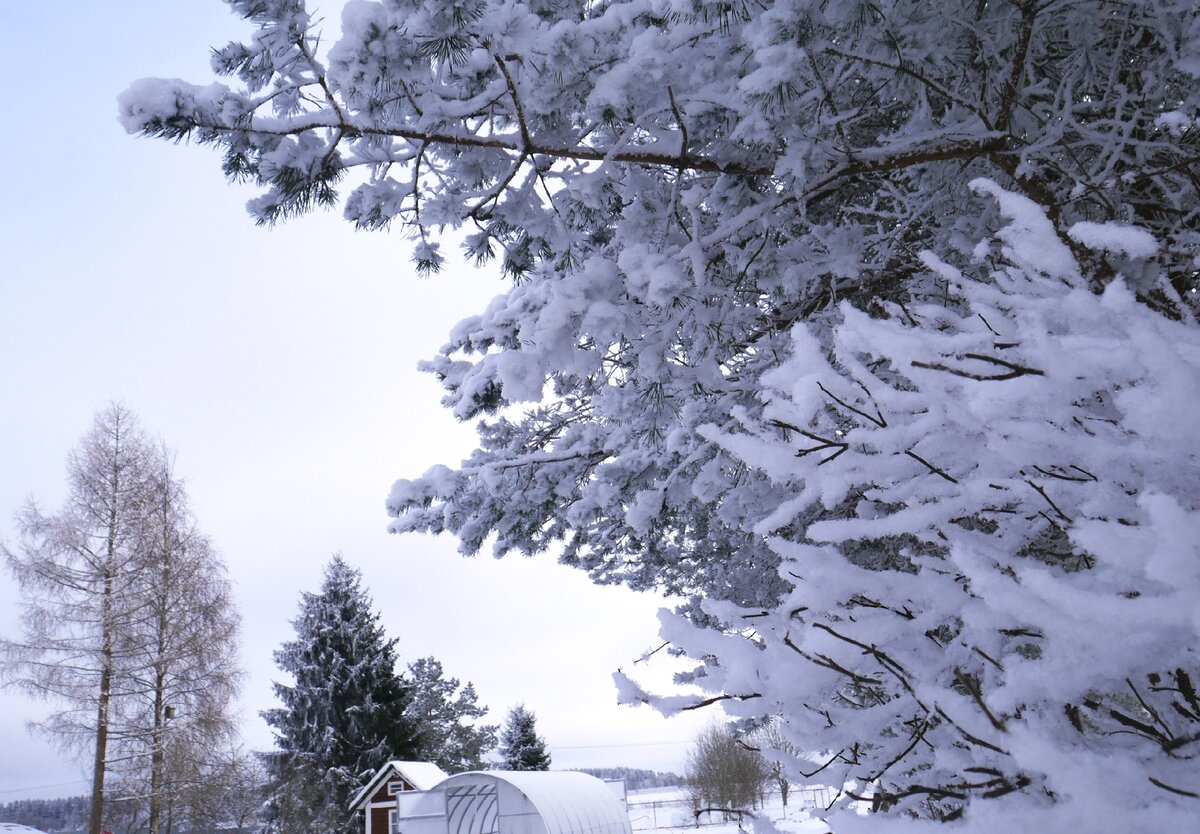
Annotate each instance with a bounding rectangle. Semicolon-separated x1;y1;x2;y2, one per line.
350;763;632;834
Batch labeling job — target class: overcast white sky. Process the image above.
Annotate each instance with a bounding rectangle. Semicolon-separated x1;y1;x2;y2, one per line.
0;1;709;801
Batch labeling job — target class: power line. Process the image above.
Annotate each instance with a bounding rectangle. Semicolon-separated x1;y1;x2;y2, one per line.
550;740;690;750
0;779;89;796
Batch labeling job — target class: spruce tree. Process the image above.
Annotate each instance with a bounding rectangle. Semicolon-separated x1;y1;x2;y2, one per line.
497;705;550;771
262;555;419;834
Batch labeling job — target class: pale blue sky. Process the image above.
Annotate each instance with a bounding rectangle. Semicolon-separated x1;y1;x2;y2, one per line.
0;1;706;801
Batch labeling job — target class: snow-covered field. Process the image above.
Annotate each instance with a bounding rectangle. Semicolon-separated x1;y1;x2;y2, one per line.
0;825;48;834
626;788;832;834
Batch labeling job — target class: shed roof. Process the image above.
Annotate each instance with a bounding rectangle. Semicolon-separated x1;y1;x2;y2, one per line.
349;761;450;810
437;771;631;834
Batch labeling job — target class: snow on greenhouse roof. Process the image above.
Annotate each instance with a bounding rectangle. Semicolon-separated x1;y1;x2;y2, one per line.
438;771;632;834
349;760;450;810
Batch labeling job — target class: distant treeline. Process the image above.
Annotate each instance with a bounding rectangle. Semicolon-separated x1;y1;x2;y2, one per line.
574;767;682;790
0;795;88;832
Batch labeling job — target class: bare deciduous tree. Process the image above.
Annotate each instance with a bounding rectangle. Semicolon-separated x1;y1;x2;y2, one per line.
2;404;157;834
118;448;241;834
1;405;242;834
748;720;802;810
685;722;770;818
163;745;265;834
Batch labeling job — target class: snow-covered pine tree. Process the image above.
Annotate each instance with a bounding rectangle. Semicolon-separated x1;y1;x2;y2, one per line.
618;181;1200;830
407;657;497;773
262;555;419;834
498;705;551;771
123;0;1200;828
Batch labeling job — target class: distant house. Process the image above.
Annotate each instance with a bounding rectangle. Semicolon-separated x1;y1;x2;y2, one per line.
349;761;451;834
350;764;631;834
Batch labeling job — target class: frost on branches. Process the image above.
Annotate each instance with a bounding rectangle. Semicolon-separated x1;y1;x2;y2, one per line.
122;0;1199;828
619;181;1200;829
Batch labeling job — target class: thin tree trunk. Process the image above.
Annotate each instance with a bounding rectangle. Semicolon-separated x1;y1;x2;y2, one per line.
89;572;114;834
148;673;165;834
147;508;175;834
91;442;124;834
88;675;109;834
148;521;173;834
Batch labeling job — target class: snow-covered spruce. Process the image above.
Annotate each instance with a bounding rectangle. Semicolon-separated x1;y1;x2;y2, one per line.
498;704;552;771
262;555;420;834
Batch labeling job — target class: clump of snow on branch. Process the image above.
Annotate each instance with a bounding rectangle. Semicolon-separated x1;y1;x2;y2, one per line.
1067;221;1159;259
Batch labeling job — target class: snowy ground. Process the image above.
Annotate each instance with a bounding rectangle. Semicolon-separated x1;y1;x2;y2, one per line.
626;787;832;834
0;825;48;834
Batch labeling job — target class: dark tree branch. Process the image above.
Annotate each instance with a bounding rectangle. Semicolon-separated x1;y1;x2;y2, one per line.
954;668;1007;732
934;706;1008;754
905;449;959;484
1148;777;1200;799
667;85;688;169
679;693;763;711
818;381;887;428
163;111;1008;193
912;353;1045;381
783;632;883;686
1025;479;1071;523
792;429;849;464
1032;464;1097;482
865;715;935;783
